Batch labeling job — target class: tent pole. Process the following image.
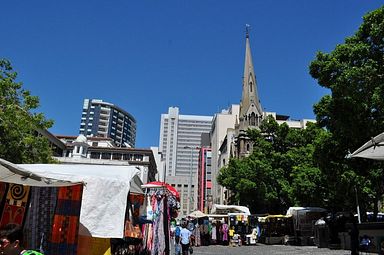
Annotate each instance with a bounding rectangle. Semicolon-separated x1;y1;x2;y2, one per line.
355;186;361;223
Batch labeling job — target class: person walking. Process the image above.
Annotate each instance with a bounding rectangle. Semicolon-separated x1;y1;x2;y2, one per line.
180;223;192;255
175;223;182;255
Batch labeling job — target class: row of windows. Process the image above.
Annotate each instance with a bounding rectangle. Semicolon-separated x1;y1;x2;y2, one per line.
90;152;144;161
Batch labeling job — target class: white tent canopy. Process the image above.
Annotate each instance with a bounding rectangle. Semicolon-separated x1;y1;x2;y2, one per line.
0;158;78;187
19;164;141;238
210;204;251;215
286;206;327;216
188;210;207;218
348;132;384;160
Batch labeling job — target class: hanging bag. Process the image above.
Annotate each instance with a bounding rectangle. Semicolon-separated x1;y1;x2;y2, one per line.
124;199;143;239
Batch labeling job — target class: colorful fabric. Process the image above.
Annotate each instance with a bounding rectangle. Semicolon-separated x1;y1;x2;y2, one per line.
221;223;228;241
0;184;30;227
211;226;217;240
129;193;144;219
23;187;58;253
48;184;83;255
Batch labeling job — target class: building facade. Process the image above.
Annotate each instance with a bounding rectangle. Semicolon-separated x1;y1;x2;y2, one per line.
79;99;136;147
210;105;239;205
197;146;212;213
159;106;212;216
44;133;157;184
211;29;315;205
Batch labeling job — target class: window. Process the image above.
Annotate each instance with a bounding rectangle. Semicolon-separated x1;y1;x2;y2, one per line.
101;153;111;159
90;152;100;159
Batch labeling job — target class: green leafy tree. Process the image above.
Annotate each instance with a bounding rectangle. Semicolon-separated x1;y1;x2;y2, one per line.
0;59;55;163
218;117;327;214
309;6;384;216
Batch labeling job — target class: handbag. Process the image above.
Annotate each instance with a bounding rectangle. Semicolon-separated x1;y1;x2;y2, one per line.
124;201;143;239
124;220;143;239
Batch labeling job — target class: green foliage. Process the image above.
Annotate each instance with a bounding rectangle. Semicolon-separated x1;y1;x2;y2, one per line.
0;59;55;163
218;116;327;214
309;6;384;215
218;6;384;216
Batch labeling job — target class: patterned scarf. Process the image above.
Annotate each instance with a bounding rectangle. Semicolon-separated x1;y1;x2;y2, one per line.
47;184;83;255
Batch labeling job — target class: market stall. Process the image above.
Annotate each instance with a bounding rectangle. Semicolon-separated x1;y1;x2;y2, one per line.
141;181;180;255
0;159;145;255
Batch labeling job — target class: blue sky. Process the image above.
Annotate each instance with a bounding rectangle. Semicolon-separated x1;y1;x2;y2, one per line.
1;1;383;148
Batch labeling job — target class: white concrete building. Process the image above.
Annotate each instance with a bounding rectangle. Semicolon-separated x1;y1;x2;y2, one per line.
210;105;239;205
159;106;212;216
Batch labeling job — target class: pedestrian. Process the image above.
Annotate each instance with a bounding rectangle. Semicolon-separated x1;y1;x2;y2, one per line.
175;223;181;245
229;226;235;246
349;216;359;255
180;222;192;255
175;222;182;255
0;223;44;255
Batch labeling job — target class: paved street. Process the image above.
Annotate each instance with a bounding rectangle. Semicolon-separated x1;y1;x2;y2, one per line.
190;244;365;255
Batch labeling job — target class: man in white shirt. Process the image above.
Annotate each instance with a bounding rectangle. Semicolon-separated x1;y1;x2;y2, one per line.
180;223;192;255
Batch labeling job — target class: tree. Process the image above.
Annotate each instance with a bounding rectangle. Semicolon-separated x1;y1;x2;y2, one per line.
0;59;55;163
309;6;384;216
218;117;327;214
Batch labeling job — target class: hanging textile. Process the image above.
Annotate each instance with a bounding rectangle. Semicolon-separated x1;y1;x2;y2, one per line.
162;196;169;254
124;195;143;239
0;182;7;202
129;193;144;219
23;186;58;253
0;184;30;227
48;184;83;255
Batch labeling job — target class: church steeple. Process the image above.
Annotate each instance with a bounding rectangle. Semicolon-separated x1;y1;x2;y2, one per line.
239;25;263;130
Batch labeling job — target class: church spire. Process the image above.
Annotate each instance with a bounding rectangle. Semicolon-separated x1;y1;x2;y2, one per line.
239;25;263;129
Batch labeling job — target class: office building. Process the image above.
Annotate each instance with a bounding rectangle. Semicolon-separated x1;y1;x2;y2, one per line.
79;99;136;147
159;106;212;216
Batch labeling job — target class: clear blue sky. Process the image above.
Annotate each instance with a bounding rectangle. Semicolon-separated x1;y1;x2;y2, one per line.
1;1;383;148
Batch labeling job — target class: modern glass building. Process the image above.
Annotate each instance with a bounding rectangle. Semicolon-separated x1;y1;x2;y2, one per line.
79;99;136;147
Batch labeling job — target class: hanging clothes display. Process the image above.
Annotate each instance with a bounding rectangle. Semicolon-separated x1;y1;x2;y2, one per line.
23;186;58;253
140;184;180;255
48;184;83;255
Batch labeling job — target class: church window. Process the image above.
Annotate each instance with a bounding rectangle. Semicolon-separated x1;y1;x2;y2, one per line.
250;82;253;92
246;143;250;152
250;112;256;126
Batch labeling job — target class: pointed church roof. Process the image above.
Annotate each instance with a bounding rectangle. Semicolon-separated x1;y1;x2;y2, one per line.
239;27;263;119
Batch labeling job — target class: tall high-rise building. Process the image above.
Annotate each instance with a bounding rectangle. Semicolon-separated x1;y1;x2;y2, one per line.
79;99;136;147
159;107;212;216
